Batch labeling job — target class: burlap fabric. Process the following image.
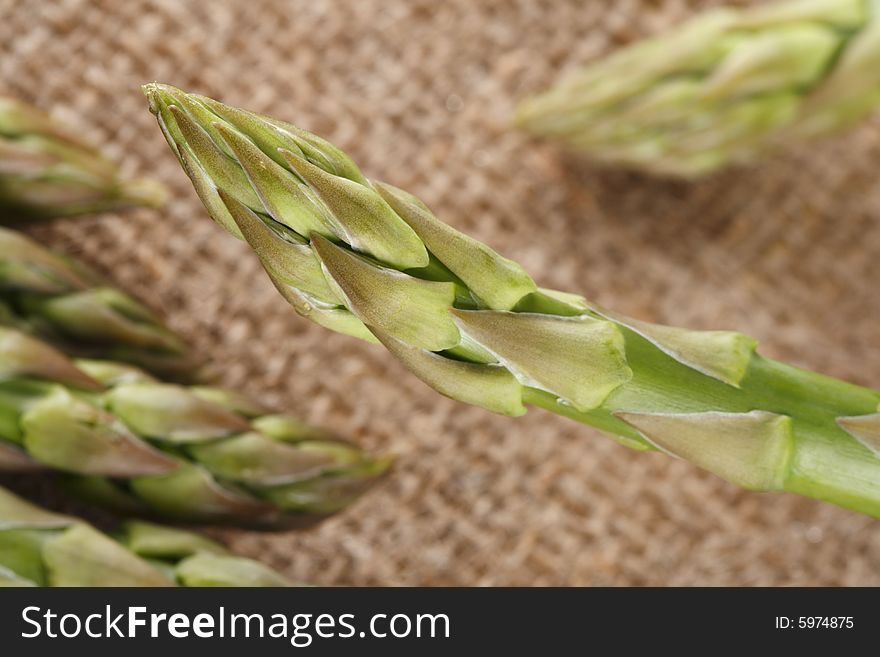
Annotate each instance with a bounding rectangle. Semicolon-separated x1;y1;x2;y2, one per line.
1;0;878;585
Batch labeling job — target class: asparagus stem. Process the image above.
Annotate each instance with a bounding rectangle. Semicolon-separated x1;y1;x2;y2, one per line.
144;84;880;517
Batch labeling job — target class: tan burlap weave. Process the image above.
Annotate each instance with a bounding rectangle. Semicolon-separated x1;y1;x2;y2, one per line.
1;0;878;585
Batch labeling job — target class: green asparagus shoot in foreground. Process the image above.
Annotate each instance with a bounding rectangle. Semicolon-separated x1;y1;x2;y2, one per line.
0;96;165;220
0;486;292;586
0;327;392;529
515;0;880;178
0;227;199;381
145;83;880;517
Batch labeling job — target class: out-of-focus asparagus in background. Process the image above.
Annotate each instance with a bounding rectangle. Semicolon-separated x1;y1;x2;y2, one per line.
515;0;880;178
0;327;392;530
0;96;166;220
0;486;293;586
0;227;199;381
145;84;880;518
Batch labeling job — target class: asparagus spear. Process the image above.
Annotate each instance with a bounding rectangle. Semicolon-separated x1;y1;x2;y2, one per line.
514;0;880;178
0;227;199;381
0;327;392;529
144;83;880;517
0;96;166;221
0;485;292;586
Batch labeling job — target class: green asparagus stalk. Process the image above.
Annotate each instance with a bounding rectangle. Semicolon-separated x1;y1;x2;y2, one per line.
145;83;880;517
0;485;292;586
0;327;392;529
514;0;880;178
0;227;199;381
0;96;166;220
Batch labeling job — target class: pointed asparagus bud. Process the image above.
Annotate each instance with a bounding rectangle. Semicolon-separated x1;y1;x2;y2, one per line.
0;328;102;390
591;306;757;387
38;288;186;354
251;414;337;442
190;94;309;169
74;359;157;386
194;90;367;184
267;120;368;185
0;230;91;294
146;84;429;268
105;383;250;443
281;151;429;269
21;387;179;477
167;105;263;211
313;235;459;350
213;123;339;240
452;310;631;411
129;464;275;522
262;456;395;515
838;412;880;456
187;431;356;486
218;189;342;303
159;88;239;160
175;143;244;239
376;182;537;310
515;288;591;316
616;410;794;490
371;326;526;416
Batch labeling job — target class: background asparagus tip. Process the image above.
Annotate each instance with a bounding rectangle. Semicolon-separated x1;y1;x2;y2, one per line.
0;95;167;221
514;0;880;178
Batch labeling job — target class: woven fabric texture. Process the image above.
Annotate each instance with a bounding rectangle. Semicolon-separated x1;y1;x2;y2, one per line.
1;0;878;585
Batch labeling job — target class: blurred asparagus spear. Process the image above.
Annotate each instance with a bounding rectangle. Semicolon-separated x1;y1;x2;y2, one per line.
0;485;292;586
0;328;392;530
515;0;880;178
0;227;199;381
0;96;165;221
